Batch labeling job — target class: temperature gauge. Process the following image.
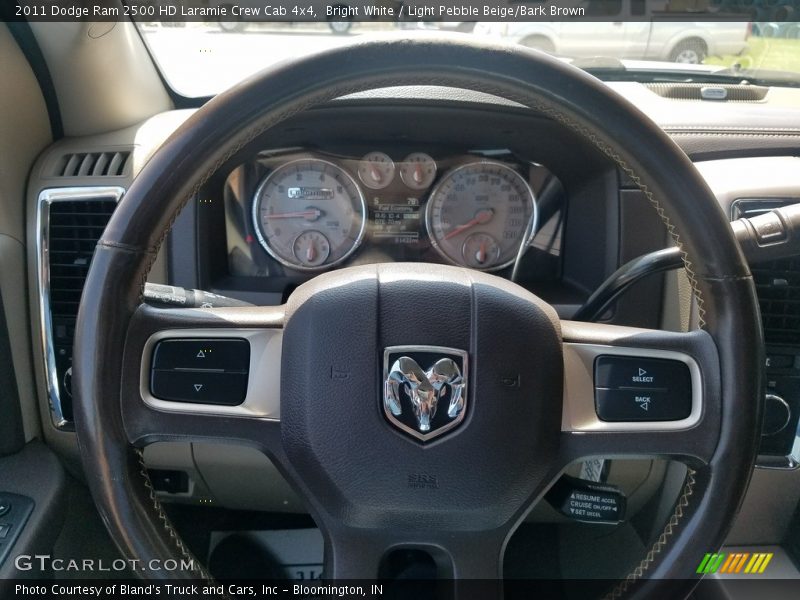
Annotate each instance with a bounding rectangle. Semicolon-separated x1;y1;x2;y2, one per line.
462;233;501;269
292;230;331;268
358;152;395;189
400;153;437;190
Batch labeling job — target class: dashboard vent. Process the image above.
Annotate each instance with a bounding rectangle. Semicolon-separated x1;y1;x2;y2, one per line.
733;199;800;346
48;199;117;318
55;151;131;178
39;187;124;427
646;83;768;102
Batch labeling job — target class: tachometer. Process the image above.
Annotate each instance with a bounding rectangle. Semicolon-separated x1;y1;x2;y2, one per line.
425;161;536;271
252;158;366;271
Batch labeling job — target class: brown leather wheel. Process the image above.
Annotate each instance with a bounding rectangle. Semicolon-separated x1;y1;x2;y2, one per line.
72;36;763;599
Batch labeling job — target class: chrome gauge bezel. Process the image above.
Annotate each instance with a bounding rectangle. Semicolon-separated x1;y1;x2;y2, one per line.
358;151;396;190
399;152;437;190
424;160;537;272
251;158;368;272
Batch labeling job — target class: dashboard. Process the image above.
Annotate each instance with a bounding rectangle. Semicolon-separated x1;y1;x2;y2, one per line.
22;85;800;545
185;102;617;308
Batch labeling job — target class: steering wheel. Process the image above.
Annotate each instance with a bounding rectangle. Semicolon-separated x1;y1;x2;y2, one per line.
72;37;763;599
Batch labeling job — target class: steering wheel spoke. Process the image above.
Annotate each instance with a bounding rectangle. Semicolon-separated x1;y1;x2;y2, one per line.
559;320;721;466
120;303;284;454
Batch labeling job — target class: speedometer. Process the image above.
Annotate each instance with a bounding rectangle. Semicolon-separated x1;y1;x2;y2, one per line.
425;161;536;271
252;158;367;271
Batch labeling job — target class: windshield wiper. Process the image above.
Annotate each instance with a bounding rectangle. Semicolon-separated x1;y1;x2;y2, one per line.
575;58;800;88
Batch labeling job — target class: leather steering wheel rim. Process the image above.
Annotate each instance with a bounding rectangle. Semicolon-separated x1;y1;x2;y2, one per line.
73;36;763;599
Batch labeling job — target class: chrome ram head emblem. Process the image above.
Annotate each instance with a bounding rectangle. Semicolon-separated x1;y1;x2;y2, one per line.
383;346;468;442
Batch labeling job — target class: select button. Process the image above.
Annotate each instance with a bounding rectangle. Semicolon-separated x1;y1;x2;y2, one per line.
595;356;691;393
595;388;690;422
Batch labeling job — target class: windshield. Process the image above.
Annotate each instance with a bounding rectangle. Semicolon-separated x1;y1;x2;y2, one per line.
137;14;800;97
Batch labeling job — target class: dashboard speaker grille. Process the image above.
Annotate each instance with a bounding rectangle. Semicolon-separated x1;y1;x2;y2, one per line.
733;199;800;346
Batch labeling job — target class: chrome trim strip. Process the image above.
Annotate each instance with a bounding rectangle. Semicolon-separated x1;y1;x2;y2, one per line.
36;187;125;429
140;329;282;419
562;343;703;432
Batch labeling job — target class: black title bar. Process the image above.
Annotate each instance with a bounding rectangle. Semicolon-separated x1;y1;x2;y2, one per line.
5;1;797;23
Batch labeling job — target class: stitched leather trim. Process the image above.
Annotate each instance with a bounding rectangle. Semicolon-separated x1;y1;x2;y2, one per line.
602;468;697;600
136;449;226;590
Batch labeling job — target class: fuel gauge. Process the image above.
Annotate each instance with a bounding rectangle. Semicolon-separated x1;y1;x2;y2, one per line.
400;153;437;190
462;232;501;269
358;151;395;189
292;230;331;268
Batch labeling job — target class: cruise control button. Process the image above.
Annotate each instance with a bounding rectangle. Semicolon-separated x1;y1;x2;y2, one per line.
595;356;691;393
152;339;250;372
151;371;248;405
595;388;690;422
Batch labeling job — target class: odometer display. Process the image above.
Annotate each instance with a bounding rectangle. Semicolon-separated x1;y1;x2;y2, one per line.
252;158;367;271
425;161;536;271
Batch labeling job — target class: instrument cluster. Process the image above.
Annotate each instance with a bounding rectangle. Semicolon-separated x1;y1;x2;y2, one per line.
225;149;543;277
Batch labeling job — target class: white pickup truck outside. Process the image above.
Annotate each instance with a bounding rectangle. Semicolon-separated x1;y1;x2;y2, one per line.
474;9;749;64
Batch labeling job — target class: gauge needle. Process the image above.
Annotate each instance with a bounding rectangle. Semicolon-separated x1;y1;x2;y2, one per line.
413;164;423;184
306;244;316;263
476;239;487;264
370;166;383;183
264;209;322;220
444;209;494;241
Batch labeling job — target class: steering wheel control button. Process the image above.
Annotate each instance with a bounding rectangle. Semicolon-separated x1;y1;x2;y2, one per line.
594;356;692;422
149;338;251;405
150;371;248;406
152;339;250;372
0;499;10;517
546;475;626;525
595;356;690;390
595;389;677;421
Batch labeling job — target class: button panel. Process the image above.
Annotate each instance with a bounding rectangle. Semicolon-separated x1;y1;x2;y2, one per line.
150;338;250;406
0;493;34;567
594;356;692;422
